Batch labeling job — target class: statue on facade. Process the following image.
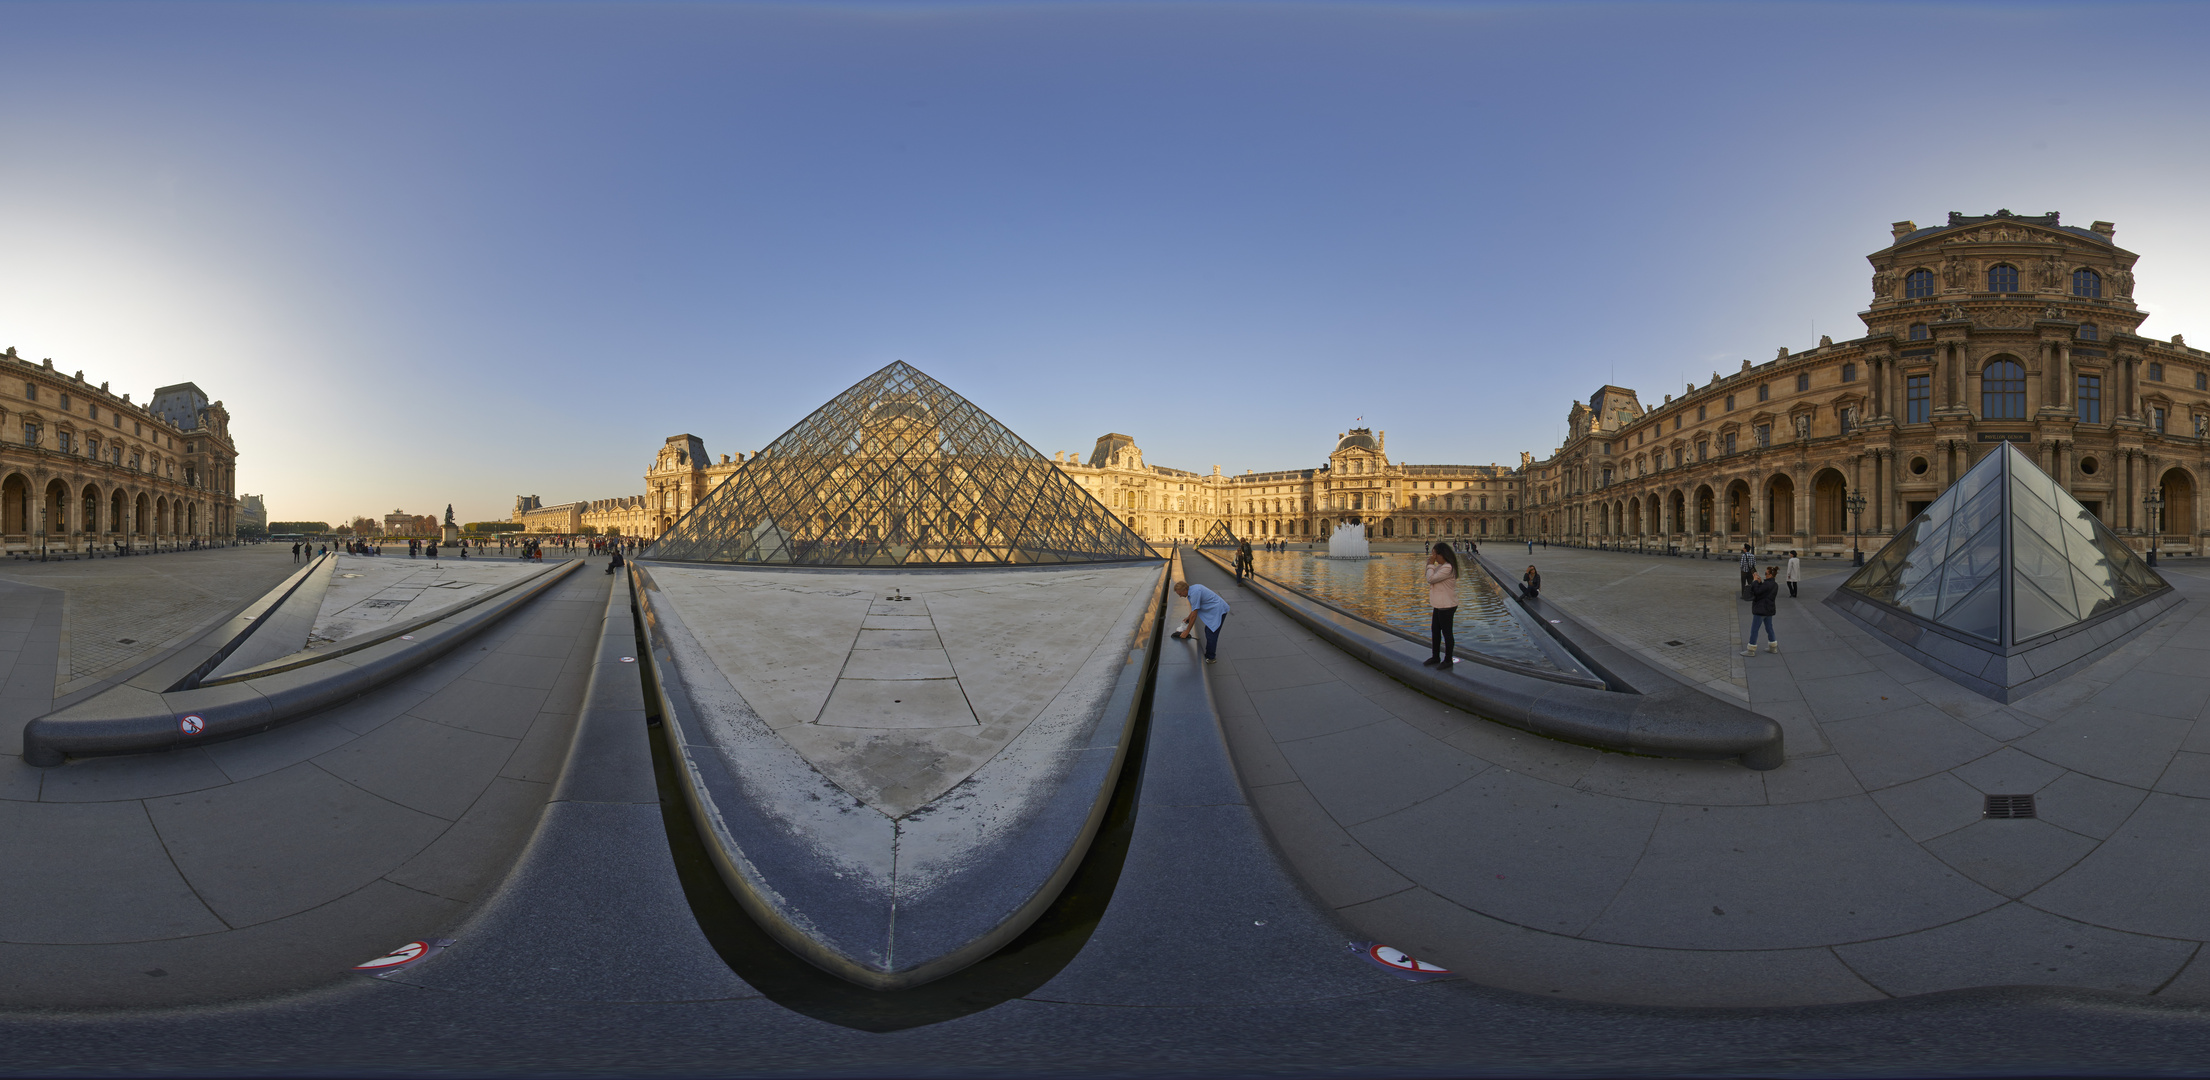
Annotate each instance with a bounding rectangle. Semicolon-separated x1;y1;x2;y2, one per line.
1794;415;1811;440
2044;305;2063;320
2040;255;2063;291
1944;304;1968;322
2115;266;2135;297
1943;259;1966;289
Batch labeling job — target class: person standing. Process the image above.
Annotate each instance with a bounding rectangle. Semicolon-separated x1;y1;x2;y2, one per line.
1234;539;1253;582
1739;543;1757;591
1424;543;1460;669
1785;550;1801;598
1520;564;1541;601
291;541;301;564
1171;580;1230;664
1744;566;1780;655
1526;537;1535;555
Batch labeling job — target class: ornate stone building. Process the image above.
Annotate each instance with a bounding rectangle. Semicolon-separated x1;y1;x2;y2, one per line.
515;434;744;537
1531;211;2210;556
1047;429;1524;546
1;350;238;555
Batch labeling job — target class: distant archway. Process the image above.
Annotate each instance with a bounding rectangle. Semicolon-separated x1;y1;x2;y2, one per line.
1766;474;1797;537
1725;480;1752;536
2159;467;2196;539
0;473;28;535
44;480;69;536
1695;484;1715;534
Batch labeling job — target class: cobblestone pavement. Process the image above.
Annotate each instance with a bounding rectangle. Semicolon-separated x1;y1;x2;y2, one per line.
0;546;301;696
1191;548;2210;1008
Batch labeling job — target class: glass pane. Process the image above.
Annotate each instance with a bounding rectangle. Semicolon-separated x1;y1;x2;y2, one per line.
2010;524;2079;620
1941;575;2003;642
1936;518;2003;619
2012;570;2079;642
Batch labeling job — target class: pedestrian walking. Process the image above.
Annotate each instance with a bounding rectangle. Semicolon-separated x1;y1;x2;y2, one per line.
291;541;301;563
1526;537;1535;555
1739;543;1756;590
1520;564;1541;601
1745;566;1780;655
1424;543;1459;669
1785;550;1801;598
1171;580;1230;664
1234;539;1253;583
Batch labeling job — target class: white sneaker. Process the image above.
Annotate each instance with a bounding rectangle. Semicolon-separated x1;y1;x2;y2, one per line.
1742;648;1758;657
1768;642;1780;653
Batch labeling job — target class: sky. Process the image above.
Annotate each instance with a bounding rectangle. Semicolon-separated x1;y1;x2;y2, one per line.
5;1;2210;527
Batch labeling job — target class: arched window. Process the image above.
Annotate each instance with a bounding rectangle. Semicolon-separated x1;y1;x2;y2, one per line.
1983;359;2026;419
2073;268;2102;298
1909;323;1929;341
1905;269;1935;298
1988;264;2019;292
2079;323;2098;341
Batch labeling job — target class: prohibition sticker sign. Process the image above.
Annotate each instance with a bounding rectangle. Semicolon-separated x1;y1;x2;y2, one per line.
178;714;206;736
1349;941;1454;981
351;938;456;977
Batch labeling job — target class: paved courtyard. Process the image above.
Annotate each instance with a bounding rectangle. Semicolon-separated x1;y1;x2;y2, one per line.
1188;547;2210;1007
0;551;611;1008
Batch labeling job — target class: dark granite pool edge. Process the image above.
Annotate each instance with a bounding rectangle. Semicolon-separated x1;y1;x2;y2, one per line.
1192;548;1783;770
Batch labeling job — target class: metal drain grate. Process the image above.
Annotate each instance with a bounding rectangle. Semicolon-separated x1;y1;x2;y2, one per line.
1665;640;1686;647
1984;794;2036;819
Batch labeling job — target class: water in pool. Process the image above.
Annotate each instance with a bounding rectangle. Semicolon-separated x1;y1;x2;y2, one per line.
1245;550;1556;669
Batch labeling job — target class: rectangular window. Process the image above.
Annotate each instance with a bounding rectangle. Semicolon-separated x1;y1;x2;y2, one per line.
1697;405;1707;421
1697;440;1708;460
1725;395;1735;412
1758;384;1770;402
1842;363;1857;383
23;423;38;446
1796;373;1810;392
1724;432;1738;454
2198;372;2207;391
2078;375;2101;423
24;383;35;401
1673;415;1681;430
56;431;71;453
2155;407;2167;433
2150;362;2165;382
1907;374;1931;424
1755;424;1771;448
58;393;69;410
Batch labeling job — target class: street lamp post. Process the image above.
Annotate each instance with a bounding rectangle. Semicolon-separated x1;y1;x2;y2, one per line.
1846;491;1868;567
2144;491;2164;567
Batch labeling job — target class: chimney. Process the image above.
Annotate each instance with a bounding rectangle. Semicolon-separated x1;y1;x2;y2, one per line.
2092;221;2116;238
1891;220;1916;240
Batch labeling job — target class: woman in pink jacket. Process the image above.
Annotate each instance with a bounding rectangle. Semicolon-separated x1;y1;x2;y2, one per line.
1424;542;1460;669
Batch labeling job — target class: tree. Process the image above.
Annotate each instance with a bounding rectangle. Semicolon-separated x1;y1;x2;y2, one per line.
464;521;524;534
269;521;329;534
350;516;377;535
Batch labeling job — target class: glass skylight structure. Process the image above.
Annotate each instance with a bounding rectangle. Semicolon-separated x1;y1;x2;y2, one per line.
1198;520;1241;548
646;361;1159;566
1838;442;2166;645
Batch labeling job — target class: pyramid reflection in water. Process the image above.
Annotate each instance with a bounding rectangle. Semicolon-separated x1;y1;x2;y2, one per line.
649;361;1156;566
1828;442;2176;701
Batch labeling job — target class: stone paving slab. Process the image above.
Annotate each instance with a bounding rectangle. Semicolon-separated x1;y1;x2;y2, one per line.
1186;547;2210;1006
0;565;611;1008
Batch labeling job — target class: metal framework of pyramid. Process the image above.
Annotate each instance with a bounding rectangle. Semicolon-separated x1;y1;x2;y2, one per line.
646;362;1159;566
1828;442;2176;701
1197;520;1240;548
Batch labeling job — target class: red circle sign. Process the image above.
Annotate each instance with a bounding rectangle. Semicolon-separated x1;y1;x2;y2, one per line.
1367;944;1449;974
619;657;636;663
178;715;205;735
352;940;428;970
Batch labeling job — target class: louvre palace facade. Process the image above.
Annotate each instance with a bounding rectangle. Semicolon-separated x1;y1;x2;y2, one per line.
1;348;240;555
1530;211;2210;556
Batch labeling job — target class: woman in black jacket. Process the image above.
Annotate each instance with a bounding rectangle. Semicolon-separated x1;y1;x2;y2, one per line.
1744;566;1780;655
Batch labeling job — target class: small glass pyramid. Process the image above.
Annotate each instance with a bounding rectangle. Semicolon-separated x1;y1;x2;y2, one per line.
646;362;1159;566
1198;520;1241;548
1838;442;2167;645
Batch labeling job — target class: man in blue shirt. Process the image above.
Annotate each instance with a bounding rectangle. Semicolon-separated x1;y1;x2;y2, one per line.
1172;580;1230;664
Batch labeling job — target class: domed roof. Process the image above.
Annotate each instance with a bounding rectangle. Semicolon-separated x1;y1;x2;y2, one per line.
1336;428;1377;452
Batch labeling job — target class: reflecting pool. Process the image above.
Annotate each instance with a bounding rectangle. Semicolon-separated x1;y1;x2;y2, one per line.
1246;551;1556;669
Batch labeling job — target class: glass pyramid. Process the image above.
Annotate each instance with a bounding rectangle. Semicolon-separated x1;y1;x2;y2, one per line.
1198;520;1241;548
1838;442;2167;645
646;362;1160;566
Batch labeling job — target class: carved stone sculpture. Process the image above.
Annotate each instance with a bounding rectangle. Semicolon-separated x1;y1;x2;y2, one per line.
2116;266;2136;297
1944;259;1966;289
1794;415;1811;440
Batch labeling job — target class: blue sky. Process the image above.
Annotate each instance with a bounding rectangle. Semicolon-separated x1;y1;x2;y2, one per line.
5;1;2210;525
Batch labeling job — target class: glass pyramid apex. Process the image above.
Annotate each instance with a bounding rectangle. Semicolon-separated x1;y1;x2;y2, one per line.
1838;442;2167;645
1198;520;1241;548
646;361;1160;566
